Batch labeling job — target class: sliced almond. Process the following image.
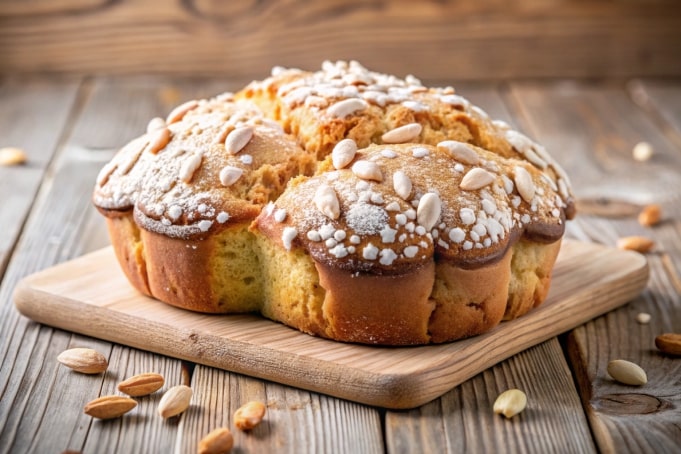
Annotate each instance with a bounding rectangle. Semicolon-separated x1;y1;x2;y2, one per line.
393;170;412;200
234;401;266;431
513;166;535;203
493;389;527;419
179;153;203;183
118;373;165;397
166;99;199;124
655;333;681;356
607;359;647;385
436;141;479;165
459;168;495;191
57;348;108;374
158;385;192;419
331;139;357;169
198;427;234;454
352;160;382;182
381;123;422;144
327;98;368;118
616;236;655;253
225;126;254;155
638;204;662;227
219;166;244;187
416;193;441;231
84;395;137;419
314;184;340;220
146;117;167;134
147;127;171;154
0;147;27;166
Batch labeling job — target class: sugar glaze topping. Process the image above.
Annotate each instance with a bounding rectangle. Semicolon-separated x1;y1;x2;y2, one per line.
261;141;570;273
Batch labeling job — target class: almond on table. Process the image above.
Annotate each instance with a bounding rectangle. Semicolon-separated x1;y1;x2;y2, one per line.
84;395;137;419
493;389;527;419
234;401;266;430
607;359;647;386
198;427;234;454
0;147;27;166
616;236;655;253
57;348;108;374
158;385;193;419
638;204;662;227
655;333;681;356
117;372;165;396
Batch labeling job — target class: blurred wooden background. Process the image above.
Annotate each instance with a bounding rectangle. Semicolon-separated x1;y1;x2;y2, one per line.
1;0;680;80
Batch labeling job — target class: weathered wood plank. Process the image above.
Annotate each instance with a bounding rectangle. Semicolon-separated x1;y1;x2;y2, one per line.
0;78;80;276
507;81;681;452
628;80;681;150
1;0;680;80
384;84;596;453
387;341;596;453
181;367;384;453
0;77;209;454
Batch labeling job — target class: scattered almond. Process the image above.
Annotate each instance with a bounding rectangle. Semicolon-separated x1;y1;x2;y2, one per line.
57;348;108;374
117;373;165;397
0;147;27;166
327;98;368;118
638;204;662;227
607;359;647;386
84;395;137;419
655;333;681;356
635;312;651;324
437;140;480;165
225;126;254;155
616;236;655;253
166;99;199;124
198;427;234;454
416;192;442;231
331;138;357;170
459;167;495;191
234;401;266;430
351;160;382;182
146;117;166;134
147;127;171;154
493;389;527;419
632;141;653;162
314;184;341;220
158;385;192;419
381;123;422;144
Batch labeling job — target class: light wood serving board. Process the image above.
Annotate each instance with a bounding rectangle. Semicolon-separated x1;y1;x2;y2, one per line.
14;240;648;409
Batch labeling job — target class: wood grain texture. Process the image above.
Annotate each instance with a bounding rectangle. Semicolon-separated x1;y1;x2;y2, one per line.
12;240;648;409
0;78;79;275
386;340;596;453
628;79;681;150
507;81;681;451
0;76;195;454
180;367;384;453
1;0;680;79
0;77;210;454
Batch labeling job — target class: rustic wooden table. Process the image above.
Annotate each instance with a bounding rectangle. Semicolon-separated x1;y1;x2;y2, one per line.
1;76;680;453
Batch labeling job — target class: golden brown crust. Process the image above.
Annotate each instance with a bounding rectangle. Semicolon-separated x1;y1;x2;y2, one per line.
93;61;575;344
103;214;151;298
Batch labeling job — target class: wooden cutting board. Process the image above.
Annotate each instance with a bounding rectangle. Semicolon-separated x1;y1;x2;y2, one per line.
13;240;648;409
